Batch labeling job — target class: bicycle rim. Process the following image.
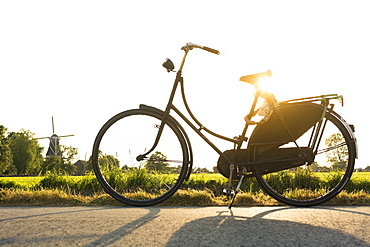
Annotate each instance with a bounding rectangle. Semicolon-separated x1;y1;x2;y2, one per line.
92;109;189;206
251;111;355;206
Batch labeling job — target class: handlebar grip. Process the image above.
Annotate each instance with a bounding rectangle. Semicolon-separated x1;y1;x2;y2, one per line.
182;42;220;55
203;46;220;55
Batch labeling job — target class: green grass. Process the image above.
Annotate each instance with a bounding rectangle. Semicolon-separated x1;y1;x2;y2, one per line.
351;172;370;180
0;172;369;206
0;176;43;188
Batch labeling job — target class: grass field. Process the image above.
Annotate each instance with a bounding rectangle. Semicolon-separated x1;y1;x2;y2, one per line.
0;176;43;188
351;172;370;180
1;172;369;186
1;172;369;206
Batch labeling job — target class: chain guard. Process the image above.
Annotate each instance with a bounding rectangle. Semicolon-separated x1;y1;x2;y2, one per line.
217;147;314;179
217;149;249;179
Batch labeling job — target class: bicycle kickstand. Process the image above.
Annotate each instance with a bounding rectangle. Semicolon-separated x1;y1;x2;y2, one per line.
228;174;245;209
223;165;235;198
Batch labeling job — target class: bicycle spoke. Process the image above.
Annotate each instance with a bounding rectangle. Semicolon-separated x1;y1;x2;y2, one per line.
316;142;346;155
144;158;183;163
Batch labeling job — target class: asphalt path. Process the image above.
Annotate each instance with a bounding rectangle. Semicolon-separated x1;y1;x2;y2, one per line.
0;206;369;246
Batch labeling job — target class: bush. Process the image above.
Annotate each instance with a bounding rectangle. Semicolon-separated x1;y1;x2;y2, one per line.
38;171;102;195
0;180;21;189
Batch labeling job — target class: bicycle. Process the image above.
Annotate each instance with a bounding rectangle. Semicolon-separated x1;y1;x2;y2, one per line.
92;42;358;208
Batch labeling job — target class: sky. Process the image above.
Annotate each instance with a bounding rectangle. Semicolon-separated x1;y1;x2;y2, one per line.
1;1;369;169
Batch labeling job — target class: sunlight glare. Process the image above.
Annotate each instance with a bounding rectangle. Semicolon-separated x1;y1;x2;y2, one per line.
257;76;295;102
257;76;274;93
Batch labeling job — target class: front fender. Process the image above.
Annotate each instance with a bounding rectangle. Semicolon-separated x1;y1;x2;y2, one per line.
139;104;194;180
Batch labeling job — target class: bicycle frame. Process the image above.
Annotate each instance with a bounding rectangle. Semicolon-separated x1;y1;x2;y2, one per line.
139;43;347;179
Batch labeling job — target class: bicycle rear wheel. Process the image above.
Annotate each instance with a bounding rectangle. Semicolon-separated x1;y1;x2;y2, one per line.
250;109;356;207
92;109;189;206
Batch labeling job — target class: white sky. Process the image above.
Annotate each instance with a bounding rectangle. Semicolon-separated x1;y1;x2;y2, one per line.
1;1;369;169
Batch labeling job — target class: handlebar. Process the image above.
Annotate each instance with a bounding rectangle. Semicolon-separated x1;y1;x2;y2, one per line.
181;42;220;55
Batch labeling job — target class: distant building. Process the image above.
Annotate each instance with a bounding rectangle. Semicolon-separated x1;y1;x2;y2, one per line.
74;160;87;175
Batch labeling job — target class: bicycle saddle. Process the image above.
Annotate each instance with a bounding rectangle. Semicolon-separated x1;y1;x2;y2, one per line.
239;70;272;85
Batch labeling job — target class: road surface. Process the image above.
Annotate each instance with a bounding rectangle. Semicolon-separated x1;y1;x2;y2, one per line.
0;206;369;246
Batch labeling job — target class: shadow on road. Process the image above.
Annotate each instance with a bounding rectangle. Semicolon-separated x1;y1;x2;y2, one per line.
0;206;368;246
85;207;160;246
164;207;369;246
0;207;114;222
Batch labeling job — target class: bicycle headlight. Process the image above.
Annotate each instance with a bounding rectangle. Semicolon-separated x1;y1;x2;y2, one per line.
162;58;175;72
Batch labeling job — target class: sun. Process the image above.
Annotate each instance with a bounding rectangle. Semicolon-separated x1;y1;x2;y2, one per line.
239;70;286;100
257;76;275;92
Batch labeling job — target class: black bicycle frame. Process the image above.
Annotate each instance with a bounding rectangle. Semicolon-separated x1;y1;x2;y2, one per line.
140;48;342;175
140;50;259;167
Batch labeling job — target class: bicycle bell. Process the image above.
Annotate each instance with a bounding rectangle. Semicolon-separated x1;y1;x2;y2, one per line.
162;58;175;72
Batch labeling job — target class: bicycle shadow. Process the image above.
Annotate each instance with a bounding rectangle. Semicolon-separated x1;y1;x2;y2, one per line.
84;207;161;246
165;207;369;247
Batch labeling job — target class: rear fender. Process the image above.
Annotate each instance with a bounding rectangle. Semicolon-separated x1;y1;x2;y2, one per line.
330;110;358;159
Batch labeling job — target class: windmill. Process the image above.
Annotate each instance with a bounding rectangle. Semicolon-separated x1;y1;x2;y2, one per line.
37;117;74;158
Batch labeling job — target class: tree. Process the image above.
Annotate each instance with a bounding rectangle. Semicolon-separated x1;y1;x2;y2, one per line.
0;126;14;174
325;133;348;171
193;167;211;173
308;161;320;172
9;129;44;174
42;145;78;175
99;154;120;171
173;165;183;174
144;151;170;172
212;166;219;173
85;151;120;172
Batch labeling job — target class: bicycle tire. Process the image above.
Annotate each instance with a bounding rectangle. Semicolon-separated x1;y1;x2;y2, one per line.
250;105;356;207
92;109;189;206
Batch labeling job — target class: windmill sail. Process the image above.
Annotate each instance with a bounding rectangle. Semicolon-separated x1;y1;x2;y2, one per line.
36;117;74;158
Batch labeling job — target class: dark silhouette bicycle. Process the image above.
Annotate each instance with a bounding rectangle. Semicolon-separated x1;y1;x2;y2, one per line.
92;42;358;208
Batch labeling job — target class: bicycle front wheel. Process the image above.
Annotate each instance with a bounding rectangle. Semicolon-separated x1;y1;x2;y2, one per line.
251;109;356;207
92;109;189;206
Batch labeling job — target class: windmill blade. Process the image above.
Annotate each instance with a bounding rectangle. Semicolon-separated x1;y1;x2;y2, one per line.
35;137;51;140
59;135;75;138
52;116;55;134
